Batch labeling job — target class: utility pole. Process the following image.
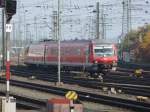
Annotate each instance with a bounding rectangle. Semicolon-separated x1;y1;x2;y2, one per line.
128;0;132;32
34;16;38;41
101;5;105;39
2;8;5;70
57;0;61;84
23;5;28;45
121;0;132;60
122;1;125;38
96;2;99;39
96;2;107;40
26;24;30;45
122;0;131;38
0;1;17;110
53;11;57;40
12;21;16;47
5;0;17;98
18;0;22;47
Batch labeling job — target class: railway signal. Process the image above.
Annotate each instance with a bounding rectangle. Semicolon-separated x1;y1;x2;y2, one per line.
65;91;78;112
0;0;17;111
0;0;5;7
65;91;78;101
6;0;17;22
1;0;17;102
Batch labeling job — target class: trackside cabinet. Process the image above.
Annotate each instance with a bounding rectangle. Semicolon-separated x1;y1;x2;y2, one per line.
1;97;16;112
47;98;83;112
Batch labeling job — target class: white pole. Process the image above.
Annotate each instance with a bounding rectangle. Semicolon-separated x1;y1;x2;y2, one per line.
57;0;61;84
6;23;11;99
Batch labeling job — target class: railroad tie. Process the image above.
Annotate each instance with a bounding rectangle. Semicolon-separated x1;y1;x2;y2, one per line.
136;96;149;102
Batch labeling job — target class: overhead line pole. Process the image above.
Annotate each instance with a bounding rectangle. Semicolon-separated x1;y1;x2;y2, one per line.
101;5;105;39
52;11;57;40
57;0;61;84
34;16;38;41
96;2;99;39
2;8;5;71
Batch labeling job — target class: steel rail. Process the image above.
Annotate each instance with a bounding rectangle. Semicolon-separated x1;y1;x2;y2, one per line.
0;78;150;111
10;69;150;97
0;91;46;109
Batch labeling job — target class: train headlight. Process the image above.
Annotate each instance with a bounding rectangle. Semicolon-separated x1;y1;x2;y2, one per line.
94;60;98;64
113;61;117;66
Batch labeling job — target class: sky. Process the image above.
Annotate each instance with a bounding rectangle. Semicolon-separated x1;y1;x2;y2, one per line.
5;0;150;44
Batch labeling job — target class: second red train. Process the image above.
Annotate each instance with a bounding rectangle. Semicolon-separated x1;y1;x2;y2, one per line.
24;39;118;77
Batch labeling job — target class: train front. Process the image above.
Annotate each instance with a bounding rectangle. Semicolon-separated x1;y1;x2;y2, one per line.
92;44;118;73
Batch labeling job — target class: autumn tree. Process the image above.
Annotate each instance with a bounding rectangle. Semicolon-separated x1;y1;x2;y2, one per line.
139;31;150;62
121;24;150;62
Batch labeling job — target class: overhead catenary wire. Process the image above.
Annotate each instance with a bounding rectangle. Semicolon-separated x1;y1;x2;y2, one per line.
8;0;150;42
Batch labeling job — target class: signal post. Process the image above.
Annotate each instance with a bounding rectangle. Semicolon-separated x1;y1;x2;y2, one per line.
5;0;17;99
65;91;80;112
0;0;17;112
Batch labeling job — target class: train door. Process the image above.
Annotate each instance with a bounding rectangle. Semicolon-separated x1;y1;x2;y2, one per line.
89;43;94;63
85;46;90;64
44;45;48;65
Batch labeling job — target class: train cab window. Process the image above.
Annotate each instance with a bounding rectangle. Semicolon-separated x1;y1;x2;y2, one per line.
94;46;114;57
114;49;116;55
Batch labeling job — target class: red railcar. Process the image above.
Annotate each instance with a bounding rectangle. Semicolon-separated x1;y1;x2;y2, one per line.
25;39;118;76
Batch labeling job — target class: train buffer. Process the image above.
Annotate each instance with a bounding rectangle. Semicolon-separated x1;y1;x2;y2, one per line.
47;91;83;112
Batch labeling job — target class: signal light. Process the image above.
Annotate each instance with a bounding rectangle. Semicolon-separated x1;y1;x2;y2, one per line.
0;0;5;7
6;0;17;22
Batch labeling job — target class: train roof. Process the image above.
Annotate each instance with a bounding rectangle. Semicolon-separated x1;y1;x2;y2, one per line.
38;39;116;44
91;39;117;44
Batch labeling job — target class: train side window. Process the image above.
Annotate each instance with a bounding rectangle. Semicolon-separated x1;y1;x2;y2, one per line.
46;47;49;54
77;48;81;55
114;49;116;55
51;48;57;56
61;47;65;56
66;48;70;56
25;47;29;55
85;48;89;55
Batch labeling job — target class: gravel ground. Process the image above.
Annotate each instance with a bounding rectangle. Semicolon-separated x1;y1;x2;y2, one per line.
0;83;135;112
0;75;136;112
17;110;40;112
10;75;136;101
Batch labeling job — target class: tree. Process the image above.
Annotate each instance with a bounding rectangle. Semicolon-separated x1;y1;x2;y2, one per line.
139;31;150;62
121;30;139;51
121;24;150;62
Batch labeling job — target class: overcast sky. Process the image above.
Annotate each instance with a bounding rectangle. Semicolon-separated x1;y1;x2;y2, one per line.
8;0;150;43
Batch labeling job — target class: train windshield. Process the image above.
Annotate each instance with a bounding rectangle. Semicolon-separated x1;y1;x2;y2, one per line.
94;46;114;57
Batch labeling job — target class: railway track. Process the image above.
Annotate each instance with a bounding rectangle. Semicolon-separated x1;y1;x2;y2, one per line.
103;74;150;86
10;67;150;97
111;68;150;77
118;62;150;71
0;91;46;110
11;66;150;85
0;78;149;111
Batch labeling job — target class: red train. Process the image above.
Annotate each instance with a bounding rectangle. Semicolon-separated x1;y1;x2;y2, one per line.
24;39;118;77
